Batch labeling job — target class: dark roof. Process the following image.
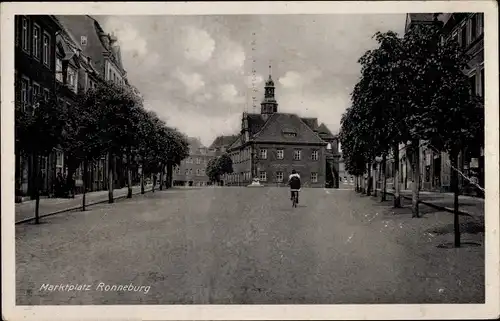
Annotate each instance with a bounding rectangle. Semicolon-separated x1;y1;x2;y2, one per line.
408;13;436;23
55;15;108;75
317;123;335;140
246;113;266;136
209;134;239;149
301;117;319;131
252;113;326;145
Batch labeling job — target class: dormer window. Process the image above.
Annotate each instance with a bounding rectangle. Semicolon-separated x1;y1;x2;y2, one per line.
282;129;297;138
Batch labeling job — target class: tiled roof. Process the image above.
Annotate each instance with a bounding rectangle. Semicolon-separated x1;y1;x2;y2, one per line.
252;113;326;145
300;117;319;131
408;13;436;23
209;134;239;149
55;15;108;75
317;123;335;140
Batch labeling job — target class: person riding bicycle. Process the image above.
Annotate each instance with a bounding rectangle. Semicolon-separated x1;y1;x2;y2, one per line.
288;169;301;204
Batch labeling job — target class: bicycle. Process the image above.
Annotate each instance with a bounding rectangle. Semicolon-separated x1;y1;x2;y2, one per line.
291;190;299;208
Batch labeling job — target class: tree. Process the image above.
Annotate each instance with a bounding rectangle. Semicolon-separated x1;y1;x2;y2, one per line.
62;88;107;211
83;81;143;203
206;154;234;185
15;93;67;223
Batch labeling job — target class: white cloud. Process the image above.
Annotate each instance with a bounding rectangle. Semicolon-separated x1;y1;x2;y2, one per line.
245;74;264;88
104;17;148;57
181;26;215;63
216;39;246;73
219;84;245;104
173;69;205;94
279;69;322;88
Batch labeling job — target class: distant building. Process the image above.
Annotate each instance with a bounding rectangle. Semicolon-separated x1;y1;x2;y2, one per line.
221;72;340;187
172;137;216;187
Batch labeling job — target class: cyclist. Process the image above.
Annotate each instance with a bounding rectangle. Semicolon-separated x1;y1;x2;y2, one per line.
288;169;301;204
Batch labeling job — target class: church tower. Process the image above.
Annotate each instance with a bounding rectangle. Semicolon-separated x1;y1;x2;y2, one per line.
261;65;278;116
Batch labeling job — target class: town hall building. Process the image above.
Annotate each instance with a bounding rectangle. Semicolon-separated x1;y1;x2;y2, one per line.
220;72;340;188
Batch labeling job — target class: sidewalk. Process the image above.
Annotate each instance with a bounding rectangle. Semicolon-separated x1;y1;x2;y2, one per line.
15;184;154;224
380;189;484;217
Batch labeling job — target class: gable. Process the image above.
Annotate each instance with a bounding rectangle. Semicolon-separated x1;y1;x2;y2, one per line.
252;113;326;145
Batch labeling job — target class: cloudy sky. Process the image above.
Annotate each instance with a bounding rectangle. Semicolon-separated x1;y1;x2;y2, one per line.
96;14;406;146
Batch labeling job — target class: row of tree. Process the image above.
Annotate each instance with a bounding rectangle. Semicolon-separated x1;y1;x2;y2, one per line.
15;80;190;223
339;20;484;247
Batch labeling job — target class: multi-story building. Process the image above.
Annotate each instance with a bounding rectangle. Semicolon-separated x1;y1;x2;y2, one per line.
223;72;340;187
15;15;61;201
56;15;132;192
172;137;216;187
386;13;484;195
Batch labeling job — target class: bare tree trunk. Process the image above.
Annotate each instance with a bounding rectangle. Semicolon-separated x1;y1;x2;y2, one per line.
381;154;387;202
366;163;371;196
393;144;401;208
82;159;88;211
166;161;173;189
372;162;377;197
450;151;461;247
159;164;164;191
411;141;420;218
107;153;114;204
152;174;156;193
15;151;22;203
126;150;132;198
34;153;41;224
140;161;145;194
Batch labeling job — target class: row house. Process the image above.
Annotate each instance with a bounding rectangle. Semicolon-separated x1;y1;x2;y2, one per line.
56;15;133;192
384;13;484;196
15;15;61;201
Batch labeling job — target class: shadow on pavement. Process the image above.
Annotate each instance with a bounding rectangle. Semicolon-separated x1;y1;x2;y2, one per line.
427;221;485;235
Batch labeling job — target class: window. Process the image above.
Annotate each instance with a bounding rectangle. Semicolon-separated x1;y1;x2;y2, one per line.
21;77;29;107
43;33;50;66
480;68;485;97
469;74;477;95
276;171;283;182
176;167;180;174
260;148;267;159
67;67;78;93
294;149;301;160
478;13;484;35
311;150;318;161
56;58;63;82
187;157;193;163
43;89;50;102
277;149;284;159
311;172;318;183
259;171;267;181
196;169;201;176
196;158;201;164
32;24;40;58
471;14;478;40
32;82;40;104
189;169;193;175
56;151;64;168
21;17;29;52
185;169;189;175
460;25;467;48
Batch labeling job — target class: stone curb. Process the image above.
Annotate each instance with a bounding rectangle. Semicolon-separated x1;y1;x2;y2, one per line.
15;187;154;225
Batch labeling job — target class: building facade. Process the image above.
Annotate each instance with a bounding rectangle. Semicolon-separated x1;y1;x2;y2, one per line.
223;73;340;188
55;15;133;192
15;15;61;200
385;13;485;195
172;138;216;187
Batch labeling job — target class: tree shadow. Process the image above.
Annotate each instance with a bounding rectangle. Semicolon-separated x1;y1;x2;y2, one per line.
436;242;482;249
427;221;485;235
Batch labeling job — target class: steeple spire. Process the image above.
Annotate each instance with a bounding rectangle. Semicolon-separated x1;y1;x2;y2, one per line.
261;62;278;116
